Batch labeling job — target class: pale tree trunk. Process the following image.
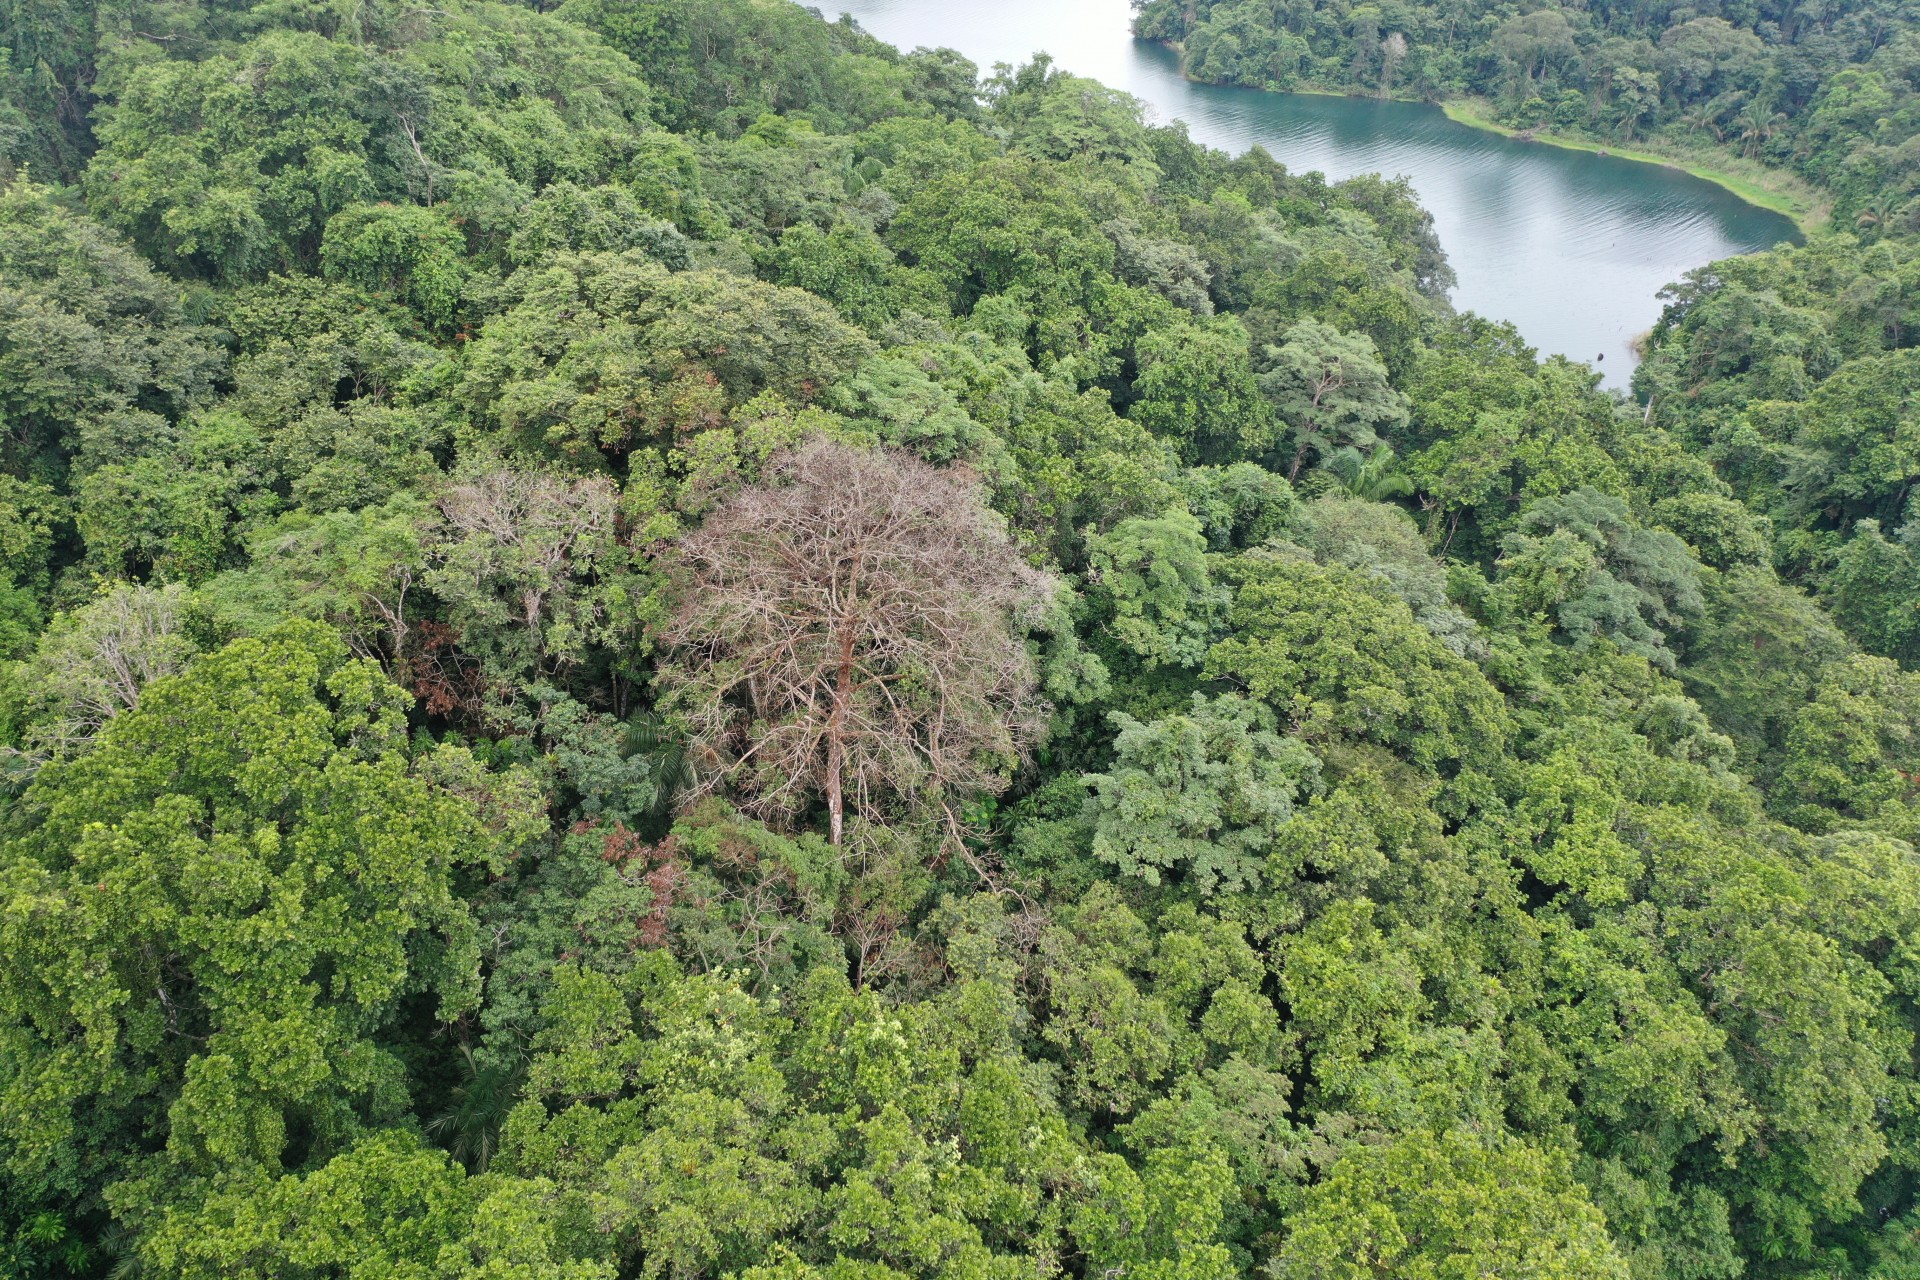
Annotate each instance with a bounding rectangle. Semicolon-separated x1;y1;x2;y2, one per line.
660;439;1055;851
827;622;856;847
1288;373;1343;481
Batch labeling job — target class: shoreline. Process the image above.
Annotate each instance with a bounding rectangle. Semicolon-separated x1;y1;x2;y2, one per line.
1438;100;1825;235
1147;40;1825;235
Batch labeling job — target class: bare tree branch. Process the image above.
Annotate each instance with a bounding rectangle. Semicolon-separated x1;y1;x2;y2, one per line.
658;438;1055;846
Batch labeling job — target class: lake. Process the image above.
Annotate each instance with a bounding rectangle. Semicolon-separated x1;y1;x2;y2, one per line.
831;0;1802;389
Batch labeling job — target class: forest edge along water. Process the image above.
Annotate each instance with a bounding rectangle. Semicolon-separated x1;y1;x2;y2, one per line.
1435;98;1823;231
831;0;1805;391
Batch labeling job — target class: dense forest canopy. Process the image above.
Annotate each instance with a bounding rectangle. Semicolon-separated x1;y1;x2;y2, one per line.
3;0;1920;1275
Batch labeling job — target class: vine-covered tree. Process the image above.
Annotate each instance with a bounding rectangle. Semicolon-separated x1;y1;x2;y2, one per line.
1258;319;1407;480
0;624;501;1209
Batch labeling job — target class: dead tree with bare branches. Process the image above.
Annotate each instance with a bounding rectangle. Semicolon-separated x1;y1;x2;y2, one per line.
658;437;1055;846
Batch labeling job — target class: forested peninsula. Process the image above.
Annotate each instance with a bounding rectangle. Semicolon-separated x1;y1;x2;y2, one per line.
3;0;1920;1275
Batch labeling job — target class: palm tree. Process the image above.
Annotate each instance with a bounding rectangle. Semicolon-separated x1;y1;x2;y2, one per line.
1322;444;1416;501
1734;107;1788;158
425;1044;523;1173
1685;92;1745;144
622;712;694;825
1682;103;1726;142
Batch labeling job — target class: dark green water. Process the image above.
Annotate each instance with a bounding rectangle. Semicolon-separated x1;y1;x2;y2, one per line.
833;0;1803;389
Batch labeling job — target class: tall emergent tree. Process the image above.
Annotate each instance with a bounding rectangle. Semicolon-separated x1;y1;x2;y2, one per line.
659;437;1054;845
